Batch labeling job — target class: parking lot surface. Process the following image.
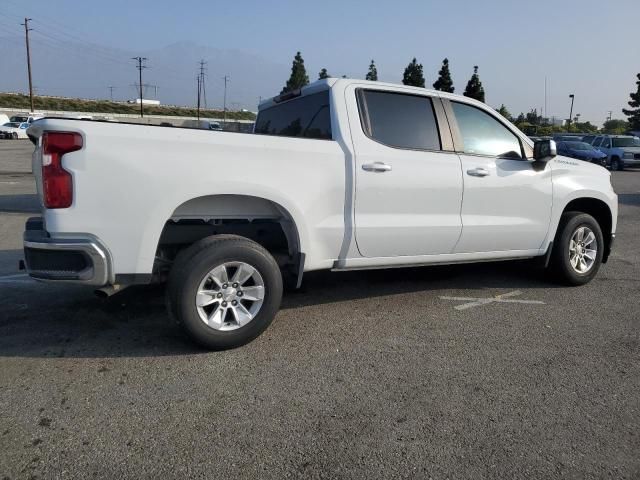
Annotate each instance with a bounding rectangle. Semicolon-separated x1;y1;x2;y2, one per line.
1;140;638;479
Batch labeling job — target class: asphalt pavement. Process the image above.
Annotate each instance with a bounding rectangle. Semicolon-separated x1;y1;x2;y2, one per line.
0;140;638;479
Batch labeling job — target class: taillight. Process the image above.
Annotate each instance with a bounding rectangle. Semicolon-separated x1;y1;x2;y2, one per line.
42;132;82;208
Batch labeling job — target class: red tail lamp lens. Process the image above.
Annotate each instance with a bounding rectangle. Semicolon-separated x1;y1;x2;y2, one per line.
42;132;82;208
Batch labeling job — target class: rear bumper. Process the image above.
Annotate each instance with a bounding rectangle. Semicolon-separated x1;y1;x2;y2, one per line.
23;217;112;286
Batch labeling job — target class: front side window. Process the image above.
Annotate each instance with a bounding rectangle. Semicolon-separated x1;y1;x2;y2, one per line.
601;138;611;148
254;91;332;140
451;102;522;158
593;137;603;147
357;90;441;150
612;137;640;147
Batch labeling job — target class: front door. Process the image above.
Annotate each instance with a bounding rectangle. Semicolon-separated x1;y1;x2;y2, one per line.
447;100;552;253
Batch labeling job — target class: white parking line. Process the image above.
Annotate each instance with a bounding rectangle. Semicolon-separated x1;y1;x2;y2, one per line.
0;273;34;285
0;273;29;280
440;290;545;310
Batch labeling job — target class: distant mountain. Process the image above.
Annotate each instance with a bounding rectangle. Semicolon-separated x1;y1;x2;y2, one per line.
0;36;287;110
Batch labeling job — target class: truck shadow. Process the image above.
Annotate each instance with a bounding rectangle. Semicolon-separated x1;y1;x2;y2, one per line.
0;260;558;359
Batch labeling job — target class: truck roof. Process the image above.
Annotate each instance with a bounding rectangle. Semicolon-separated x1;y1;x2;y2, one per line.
257;78;485;111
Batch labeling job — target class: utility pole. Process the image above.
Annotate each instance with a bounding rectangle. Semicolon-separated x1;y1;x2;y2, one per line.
199;60;207;109
108;86;115;101
132;57;147;118
21;18;35;113
543;76;547;120
196;75;201;120
222;75;229;123
567;94;575;132
606;111;612;122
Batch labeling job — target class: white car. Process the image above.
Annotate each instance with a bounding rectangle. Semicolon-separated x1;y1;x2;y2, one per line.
0;121;30;139
23;78;618;349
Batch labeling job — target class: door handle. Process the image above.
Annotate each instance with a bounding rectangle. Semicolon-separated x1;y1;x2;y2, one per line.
466;167;489;177
362;162;392;172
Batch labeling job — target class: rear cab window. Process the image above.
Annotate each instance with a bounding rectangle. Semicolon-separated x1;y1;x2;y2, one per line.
254;91;332;140
356;89;441;150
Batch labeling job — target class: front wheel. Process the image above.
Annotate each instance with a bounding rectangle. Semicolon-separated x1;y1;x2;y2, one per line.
11;132;18;140
547;212;604;285
610;157;621;171
166;235;283;350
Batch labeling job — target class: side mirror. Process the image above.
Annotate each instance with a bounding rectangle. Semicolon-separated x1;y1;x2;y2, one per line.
533;139;557;162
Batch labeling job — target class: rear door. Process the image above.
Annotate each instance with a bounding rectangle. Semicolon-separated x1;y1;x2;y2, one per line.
446;99;553;253
346;85;463;257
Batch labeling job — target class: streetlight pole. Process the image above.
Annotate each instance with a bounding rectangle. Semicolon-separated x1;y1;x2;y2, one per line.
567;94;575;132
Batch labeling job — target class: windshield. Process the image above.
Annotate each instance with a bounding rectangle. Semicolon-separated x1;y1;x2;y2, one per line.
565;141;592;150
3;122;20;128
612;137;640;147
10;116;27;123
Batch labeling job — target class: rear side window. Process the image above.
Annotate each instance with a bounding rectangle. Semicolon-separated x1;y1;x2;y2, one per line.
357;90;441;150
254;91;332;140
451;102;522;158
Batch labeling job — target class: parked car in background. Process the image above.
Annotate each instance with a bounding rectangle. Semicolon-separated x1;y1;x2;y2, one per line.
0;114;10;126
10;114;43;124
592;135;640;170
528;135;552;143
556;141;608;166
0;122;30;139
553;134;585;143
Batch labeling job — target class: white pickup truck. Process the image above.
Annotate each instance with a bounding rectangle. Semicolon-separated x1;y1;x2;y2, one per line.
23;78;618;349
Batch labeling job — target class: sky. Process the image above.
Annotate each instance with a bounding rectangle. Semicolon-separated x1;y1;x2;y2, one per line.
1;0;639;124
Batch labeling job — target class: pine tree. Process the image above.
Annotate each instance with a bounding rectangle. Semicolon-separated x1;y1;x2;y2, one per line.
496;104;512;121
402;58;425;87
318;68;330;80
281;51;309;94
366;60;378;81
432;58;454;93
622;72;640;130
463;66;485;102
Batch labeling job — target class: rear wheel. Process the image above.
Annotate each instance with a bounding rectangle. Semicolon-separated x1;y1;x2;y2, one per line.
167;235;283;350
547;212;603;285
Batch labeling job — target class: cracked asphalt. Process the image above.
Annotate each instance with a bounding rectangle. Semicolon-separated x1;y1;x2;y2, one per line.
0;141;638;479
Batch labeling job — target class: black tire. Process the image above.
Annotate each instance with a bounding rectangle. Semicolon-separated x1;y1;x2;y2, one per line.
610;157;621;171
166;235;283;350
547;212;604;286
11;132;18;140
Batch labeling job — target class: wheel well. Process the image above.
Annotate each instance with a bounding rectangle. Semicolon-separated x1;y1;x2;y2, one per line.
154;195;301;280
563;197;613;261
